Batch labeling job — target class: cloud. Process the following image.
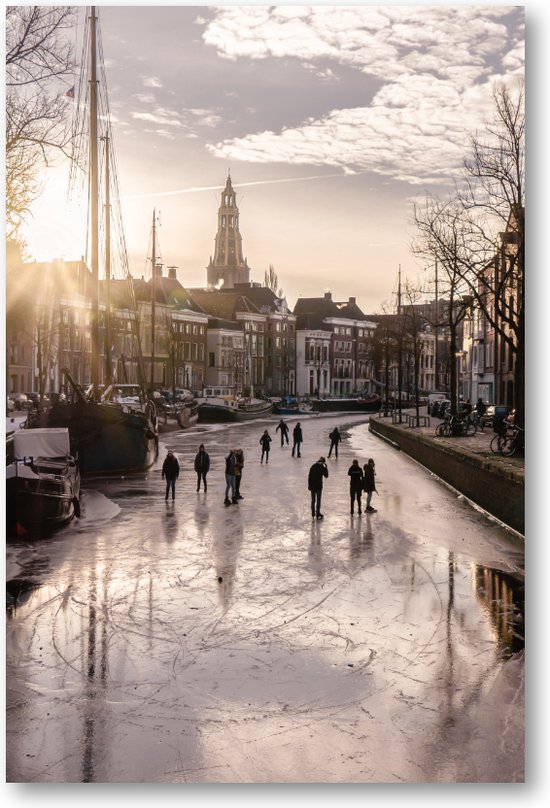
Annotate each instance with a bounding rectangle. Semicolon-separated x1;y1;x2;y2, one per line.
202;6;524;185
132;93;156;104
142;75;163;88
131;110;183;127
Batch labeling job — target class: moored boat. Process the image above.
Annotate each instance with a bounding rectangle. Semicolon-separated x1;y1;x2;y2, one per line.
311;394;382;413
272;396;315;416
197;387;273;422
25;8;159;475
6;428;80;537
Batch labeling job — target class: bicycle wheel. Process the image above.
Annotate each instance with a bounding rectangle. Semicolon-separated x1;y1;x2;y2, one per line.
490;435;502;454
465;422;477;436
435;423;445;437
442;422;452;437
499;435;514;457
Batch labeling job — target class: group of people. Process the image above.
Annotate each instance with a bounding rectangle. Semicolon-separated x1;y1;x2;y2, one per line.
161;423;379;518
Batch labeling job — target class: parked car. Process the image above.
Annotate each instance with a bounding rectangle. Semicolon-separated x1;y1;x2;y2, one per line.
7;396;15;413
12;393;31;410
427;392;447;415
482;404;511;429
25;392;50;408
432;399;451;418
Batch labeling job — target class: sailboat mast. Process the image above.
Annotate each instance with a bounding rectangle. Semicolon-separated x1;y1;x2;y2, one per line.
89;5;100;394
150;208;156;391
104;133;112;385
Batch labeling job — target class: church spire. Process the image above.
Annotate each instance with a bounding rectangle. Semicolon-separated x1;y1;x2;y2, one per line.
207;175;251;288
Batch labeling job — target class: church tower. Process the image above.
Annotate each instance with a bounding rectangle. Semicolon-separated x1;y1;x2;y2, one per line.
207;174;251;288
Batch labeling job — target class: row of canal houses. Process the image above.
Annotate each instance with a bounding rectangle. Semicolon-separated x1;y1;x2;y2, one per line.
7;175;517;406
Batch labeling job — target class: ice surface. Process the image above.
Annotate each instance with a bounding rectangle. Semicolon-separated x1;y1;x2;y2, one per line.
5;414;524;783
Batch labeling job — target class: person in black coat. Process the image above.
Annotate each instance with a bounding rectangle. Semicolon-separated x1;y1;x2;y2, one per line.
363;458;377;513
234;448;245;499
194;443;210;492
348;459;364;515
224;450;238;506
161;449;180;501
276;419;290;446
260;430;272;464
308;456;329;519
328;426;342;458
292;422;303;457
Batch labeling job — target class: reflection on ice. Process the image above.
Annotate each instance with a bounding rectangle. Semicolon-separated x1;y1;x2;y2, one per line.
6;414;524;783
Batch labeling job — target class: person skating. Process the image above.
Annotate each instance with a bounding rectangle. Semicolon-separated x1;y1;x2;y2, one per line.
234;448;245;499
260;430;272;464
363;458;377;513
194;443;210;491
308;456;329;519
224;449;238;506
292;422;303;457
348;459;364;515
276;419;290;447
161;449;180;501
328;426;341;458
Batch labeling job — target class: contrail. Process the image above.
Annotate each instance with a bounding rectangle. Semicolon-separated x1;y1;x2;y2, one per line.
120;172;351;201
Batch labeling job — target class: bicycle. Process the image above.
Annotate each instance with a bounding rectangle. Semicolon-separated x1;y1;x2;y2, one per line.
435;413;477;437
490;425;524;457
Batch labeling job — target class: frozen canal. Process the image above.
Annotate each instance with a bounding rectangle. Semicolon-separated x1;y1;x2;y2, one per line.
6;414;524;783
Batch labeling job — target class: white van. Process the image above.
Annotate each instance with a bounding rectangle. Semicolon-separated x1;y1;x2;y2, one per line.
427;392;447;415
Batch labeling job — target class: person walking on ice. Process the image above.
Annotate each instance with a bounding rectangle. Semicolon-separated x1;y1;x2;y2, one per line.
161;449;180;501
292;422;303;457
194;443;210;492
224;449;238;506
363;458;377;513
234;448;245;499
260;430;272;464
308;456;329;519
348;459;364;515
328;426;342;458
276;418;289;446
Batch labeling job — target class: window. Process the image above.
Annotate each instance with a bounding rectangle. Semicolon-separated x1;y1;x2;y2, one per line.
199;344;205;361
185;342;191;360
209;352;215;367
193;343;198;360
193;325;198;335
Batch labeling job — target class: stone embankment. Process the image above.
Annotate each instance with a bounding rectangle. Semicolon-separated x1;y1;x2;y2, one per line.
369;412;524;536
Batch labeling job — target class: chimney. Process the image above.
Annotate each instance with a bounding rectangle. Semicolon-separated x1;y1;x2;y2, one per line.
349;296;356;305
154;263;163;278
324;291;332;301
168;266;177;280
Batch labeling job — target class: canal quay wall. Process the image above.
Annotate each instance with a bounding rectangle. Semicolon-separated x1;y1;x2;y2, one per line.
369;417;524;536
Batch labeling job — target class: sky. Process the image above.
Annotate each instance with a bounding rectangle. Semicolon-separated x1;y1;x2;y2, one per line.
17;1;525;314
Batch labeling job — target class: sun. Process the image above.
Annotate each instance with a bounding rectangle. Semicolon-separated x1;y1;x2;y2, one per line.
20;163;87;263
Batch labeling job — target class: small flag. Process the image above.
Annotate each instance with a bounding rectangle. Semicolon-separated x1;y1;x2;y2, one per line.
66;86;75;99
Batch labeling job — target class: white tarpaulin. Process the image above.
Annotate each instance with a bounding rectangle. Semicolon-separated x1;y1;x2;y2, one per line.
13;428;71;459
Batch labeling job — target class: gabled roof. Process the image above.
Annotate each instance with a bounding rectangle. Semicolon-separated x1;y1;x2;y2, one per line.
334;300;366;319
187;288;262;320
295;313;332;331
293;296;340;318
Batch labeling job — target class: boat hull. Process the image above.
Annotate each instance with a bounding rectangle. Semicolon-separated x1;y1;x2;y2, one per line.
7;474;79;536
29;401;158;475
197;402;273;423
311;397;382;413
6;430;81;537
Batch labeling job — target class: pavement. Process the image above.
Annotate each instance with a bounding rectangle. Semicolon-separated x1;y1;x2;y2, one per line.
374;408;524;481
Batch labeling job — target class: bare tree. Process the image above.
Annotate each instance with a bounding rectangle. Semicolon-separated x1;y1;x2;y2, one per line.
412;198;475;415
5;5;75;236
264;264;283;298
412;82;524;427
